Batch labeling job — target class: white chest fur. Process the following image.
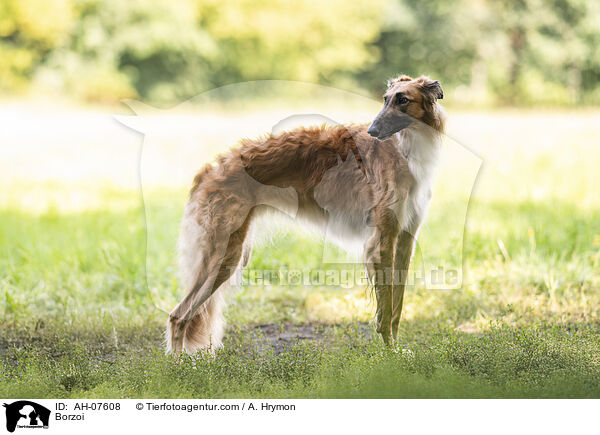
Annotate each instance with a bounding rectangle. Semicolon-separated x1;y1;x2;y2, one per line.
395;125;442;233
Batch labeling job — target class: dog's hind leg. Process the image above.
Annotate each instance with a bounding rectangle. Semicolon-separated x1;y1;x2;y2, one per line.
182;222;250;354
166;203;252;355
180;289;226;353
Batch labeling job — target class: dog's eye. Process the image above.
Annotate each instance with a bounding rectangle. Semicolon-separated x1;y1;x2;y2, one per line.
395;94;409;105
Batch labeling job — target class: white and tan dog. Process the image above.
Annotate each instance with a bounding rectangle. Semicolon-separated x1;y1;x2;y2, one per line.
167;75;446;354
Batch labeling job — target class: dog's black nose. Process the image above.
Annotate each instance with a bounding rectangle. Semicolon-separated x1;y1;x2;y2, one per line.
367;124;379;138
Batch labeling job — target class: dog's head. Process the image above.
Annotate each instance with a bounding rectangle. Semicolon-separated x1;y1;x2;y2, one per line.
368;75;444;140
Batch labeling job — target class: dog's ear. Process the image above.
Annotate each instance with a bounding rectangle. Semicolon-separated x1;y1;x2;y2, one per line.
420;77;443;101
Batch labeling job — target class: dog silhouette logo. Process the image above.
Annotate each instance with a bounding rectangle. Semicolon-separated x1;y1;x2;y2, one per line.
3;401;50;432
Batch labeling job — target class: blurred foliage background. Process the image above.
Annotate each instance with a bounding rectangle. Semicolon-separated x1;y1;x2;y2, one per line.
1;0;599;105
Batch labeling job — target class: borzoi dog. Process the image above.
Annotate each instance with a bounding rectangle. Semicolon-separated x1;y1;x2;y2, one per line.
166;75;445;354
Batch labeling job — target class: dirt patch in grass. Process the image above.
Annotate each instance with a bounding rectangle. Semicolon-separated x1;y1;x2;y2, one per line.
230;322;374;354
0;322;374;363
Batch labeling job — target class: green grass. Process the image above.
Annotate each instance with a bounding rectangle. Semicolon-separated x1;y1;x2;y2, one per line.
2;320;600;398
1;109;599;398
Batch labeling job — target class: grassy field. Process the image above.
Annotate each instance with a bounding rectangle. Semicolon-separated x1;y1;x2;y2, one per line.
1;106;599;398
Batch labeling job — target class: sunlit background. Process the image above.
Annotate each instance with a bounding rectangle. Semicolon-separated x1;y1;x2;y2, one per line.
1;0;599;330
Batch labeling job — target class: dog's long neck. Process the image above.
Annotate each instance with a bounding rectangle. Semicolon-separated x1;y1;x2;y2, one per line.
395;124;442;185
394;104;445;184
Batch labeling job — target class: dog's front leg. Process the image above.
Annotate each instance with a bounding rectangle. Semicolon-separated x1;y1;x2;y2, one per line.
365;209;399;346
391;230;416;345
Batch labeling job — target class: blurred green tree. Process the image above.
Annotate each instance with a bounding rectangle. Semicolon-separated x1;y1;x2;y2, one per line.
358;0;482;98
36;0;383;102
192;0;383;91
0;0;74;91
1;0;600;105
37;0;217;102
486;0;600;104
